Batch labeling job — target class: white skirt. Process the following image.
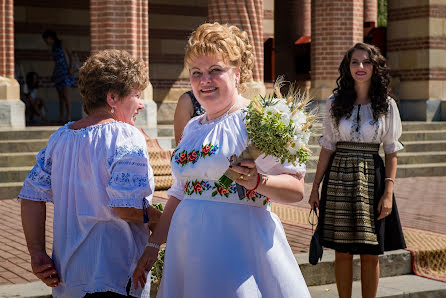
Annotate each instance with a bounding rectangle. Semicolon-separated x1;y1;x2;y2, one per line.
155;199;311;298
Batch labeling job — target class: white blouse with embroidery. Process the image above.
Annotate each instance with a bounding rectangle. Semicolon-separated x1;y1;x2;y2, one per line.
319;95;404;153
19;121;153;298
156;108;311;298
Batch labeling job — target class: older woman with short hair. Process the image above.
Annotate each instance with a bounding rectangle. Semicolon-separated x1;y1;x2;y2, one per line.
20;49;160;298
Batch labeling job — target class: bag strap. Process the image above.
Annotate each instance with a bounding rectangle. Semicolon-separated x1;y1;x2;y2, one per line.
308;205;319;233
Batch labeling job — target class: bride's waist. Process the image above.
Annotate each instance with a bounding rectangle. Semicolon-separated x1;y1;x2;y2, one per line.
182;179;271;210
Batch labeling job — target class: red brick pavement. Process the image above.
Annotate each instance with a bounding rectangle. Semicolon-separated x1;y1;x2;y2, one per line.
0;176;444;286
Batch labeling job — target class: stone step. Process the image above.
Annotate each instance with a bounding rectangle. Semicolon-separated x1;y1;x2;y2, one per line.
401;121;446;131
157;124;174;137
296;250;411;287
156;137;176;151
0;280;51;298
0;127;58;140
308;274;446;298
398;130;446;142
0;182;22;200
0;152;38;167
0;139;48;153
0;166;31;183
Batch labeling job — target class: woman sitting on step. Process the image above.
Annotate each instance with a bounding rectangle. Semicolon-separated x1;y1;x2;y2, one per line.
308;42;406;298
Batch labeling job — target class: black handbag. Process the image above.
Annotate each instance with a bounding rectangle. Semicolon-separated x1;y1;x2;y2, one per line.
308;206;323;265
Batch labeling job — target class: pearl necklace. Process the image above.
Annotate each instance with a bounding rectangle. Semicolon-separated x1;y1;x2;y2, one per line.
200;97;241;125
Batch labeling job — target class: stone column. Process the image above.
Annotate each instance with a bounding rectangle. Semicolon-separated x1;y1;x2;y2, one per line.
0;0;25;128
208;0;265;99
387;0;446;121
275;0;311;83
364;0;377;26
311;0;364;104
90;0;157;135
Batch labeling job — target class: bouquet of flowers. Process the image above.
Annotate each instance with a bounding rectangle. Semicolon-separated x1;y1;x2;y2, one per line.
218;78;315;188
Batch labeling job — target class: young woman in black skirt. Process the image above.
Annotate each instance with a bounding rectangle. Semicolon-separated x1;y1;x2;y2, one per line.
308;42;406;298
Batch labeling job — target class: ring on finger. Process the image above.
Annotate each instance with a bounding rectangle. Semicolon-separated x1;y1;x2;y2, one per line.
240;175;244;180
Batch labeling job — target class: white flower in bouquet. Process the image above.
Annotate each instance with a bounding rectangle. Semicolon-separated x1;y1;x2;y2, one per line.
218;78;316;188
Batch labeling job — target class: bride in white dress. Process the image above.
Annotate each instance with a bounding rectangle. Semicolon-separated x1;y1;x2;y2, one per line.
133;22;311;298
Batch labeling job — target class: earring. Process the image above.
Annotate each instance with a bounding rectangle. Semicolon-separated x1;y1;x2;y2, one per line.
236;80;240;88
111;107;114;113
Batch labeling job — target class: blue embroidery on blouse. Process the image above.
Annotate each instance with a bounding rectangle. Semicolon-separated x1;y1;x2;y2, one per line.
108;145;146;167
132;174;148;187
109;172;149;188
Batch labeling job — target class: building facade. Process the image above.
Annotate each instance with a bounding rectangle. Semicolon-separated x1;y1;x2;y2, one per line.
0;0;445;129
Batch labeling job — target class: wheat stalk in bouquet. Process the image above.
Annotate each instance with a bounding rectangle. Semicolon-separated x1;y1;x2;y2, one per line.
218;77;316;188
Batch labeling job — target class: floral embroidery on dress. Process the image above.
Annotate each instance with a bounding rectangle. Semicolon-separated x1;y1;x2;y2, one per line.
184;180;213;195
211;182;237;198
350;105;362;142
28;165;51;188
263;197;272;206
108;144;146;167
172;143;219;166
370;118;380;143
245;189;267;203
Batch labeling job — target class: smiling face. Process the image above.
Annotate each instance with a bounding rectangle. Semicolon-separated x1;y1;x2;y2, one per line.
110;89;144;126
189;55;240;116
349;49;373;85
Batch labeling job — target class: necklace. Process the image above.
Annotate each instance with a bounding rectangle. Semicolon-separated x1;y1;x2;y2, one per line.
200;97;240;125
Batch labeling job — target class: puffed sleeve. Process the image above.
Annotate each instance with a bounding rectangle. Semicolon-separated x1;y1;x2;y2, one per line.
318;95;337;151
106;131;154;208
255;153;306;178
18;148;53;203
166;168;186;200
382;98;404;154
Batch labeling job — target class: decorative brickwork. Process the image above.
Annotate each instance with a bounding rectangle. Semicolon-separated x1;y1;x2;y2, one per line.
90;0;149;66
391;68;446;81
208;0;264;81
388;37;446;52
0;0;15;78
389;5;446;21
311;0;363;98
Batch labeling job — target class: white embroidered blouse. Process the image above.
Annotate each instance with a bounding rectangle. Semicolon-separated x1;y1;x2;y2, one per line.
319;95;404;154
18;121;153;298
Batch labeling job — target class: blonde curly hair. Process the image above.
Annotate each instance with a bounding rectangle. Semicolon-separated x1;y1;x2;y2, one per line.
78;49;148;115
184;22;254;92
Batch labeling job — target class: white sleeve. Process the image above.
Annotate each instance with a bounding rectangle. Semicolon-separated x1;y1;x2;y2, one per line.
106;131;154;208
318;95;337;151
382;99;404;154
166;169;186;200
18;147;53;203
255;153;306;178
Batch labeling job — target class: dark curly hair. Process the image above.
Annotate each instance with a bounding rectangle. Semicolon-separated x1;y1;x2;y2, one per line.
331;42;393;126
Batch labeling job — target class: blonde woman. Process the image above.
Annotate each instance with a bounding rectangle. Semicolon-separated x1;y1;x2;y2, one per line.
133;23;310;297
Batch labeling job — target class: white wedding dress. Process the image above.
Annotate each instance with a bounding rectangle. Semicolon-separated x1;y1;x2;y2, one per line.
152;108;310;298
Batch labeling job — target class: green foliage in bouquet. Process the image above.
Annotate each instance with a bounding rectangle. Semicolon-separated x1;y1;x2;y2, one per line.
150;203;165;293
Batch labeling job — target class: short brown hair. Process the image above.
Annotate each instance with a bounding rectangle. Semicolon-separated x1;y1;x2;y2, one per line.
78;49;148;114
184;22;254;92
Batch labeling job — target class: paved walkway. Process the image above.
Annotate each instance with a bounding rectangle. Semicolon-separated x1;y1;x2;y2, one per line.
0;176;445;286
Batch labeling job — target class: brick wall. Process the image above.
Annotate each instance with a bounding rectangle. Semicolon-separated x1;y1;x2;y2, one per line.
0;0;15;78
90;0;149;66
364;0;377;25
311;0;363;97
208;0;264;82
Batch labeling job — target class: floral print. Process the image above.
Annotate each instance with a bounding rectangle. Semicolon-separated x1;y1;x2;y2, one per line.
184;180;213;195
172;143;219;166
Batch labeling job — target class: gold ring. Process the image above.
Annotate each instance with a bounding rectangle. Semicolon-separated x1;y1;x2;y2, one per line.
240;175;244;180
247;173;251;177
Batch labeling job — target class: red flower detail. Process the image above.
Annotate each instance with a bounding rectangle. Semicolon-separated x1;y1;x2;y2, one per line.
217;186;228;195
202;145;211;155
184;183;189;193
246;190;256;199
188;151;198;162
179;153;187;164
193;182;202;192
266;198;271;204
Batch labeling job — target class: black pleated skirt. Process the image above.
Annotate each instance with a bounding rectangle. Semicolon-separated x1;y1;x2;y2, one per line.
318;142;406;255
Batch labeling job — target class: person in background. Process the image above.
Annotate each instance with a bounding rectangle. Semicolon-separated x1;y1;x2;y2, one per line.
23;71;48;124
42;30;75;123
308;43;406;298
20;49;161;298
173;90;205;144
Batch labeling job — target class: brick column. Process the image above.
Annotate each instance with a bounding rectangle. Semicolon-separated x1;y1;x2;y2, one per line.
364;0;377;26
275;0;311;83
208;0;265;99
387;1;446;120
0;0;25;128
311;0;364;101
90;0;156;134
